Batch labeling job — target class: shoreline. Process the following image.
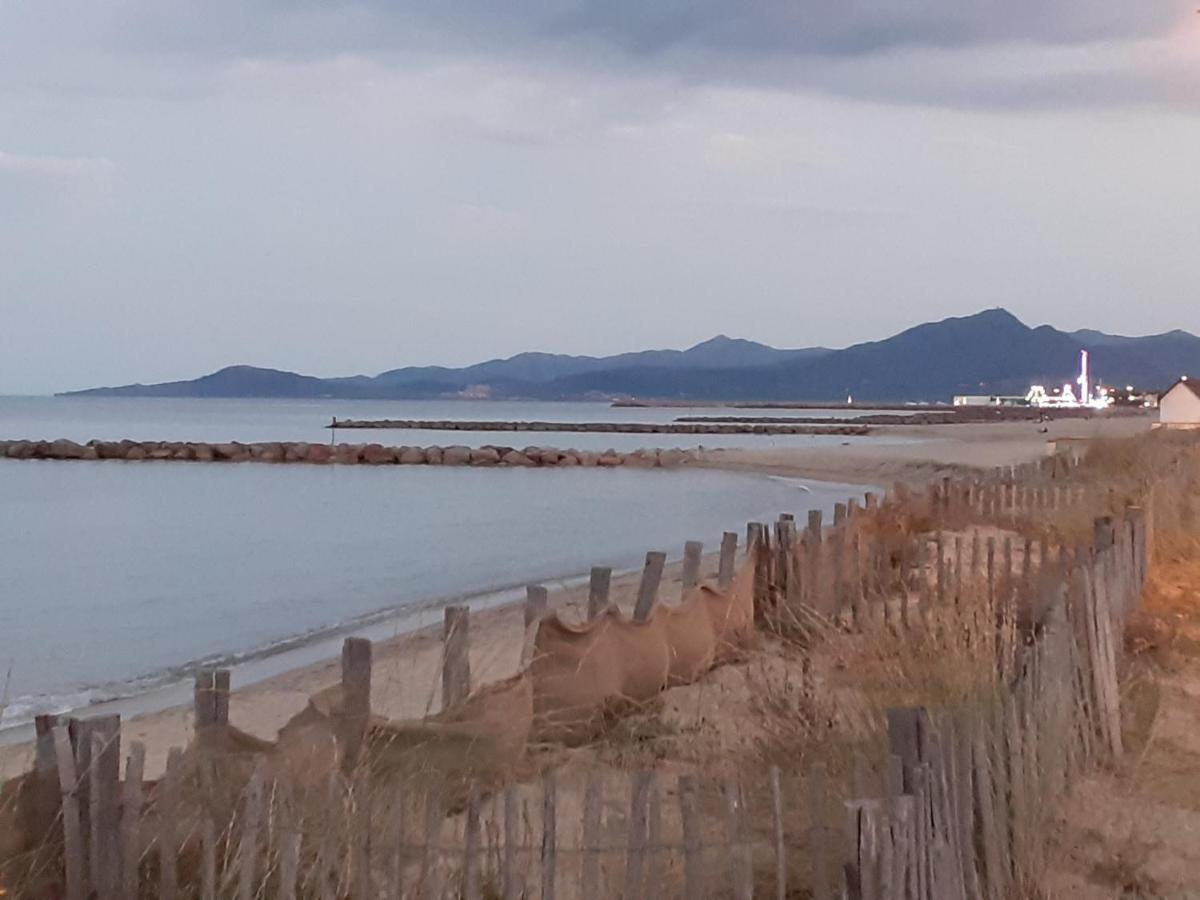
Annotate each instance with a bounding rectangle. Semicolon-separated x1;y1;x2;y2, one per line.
0;415;1154;780
0;549;736;781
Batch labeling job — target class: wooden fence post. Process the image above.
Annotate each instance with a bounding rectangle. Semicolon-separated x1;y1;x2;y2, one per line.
338;637;373;772
582;776;603;900
588;567;612;620
678;776;705;900
442;606;471;709
120;742;145;900
53;726;86;900
770;767;787;900
633;551;666;622
32;715;60;849
624;771;653;900
88;716;121;897
542;774;558;900
236;760;265;900
725;781;753;900
682;541;704;596
718;532;739;588
159;748;182;900
525;585;549;629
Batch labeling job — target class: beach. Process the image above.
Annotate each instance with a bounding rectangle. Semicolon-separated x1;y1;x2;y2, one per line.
0;412;1155;782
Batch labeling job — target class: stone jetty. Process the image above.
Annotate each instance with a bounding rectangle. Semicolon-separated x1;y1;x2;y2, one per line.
328;418;870;436
0;439;700;469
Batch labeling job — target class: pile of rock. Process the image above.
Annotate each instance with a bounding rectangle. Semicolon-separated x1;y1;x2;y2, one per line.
0;439;699;469
330;418;870;436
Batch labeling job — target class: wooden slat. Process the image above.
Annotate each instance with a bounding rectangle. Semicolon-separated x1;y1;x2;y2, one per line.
542;773;558;900
54;726;87;900
718;532;739;588
770;767;787;900
725;780;753;900
633;551;666;622
678;776;705;900
502;785;520;900
525;585;550;628
588;567;612;619
421;787;444;900
200;817;217;900
682;541;704;595
442;606;471;709
623;771;653;900
463;782;482;900
581;775;603;900
237;760;265;900
159;747;182;900
120;742;145;900
341;637;373;771
809;763;832;900
88;715;121;897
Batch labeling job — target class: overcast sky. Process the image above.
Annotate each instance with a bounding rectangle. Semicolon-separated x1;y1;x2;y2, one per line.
2;1;1199;393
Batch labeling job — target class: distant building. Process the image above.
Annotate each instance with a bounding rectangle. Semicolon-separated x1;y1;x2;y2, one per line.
953;395;1027;408
1157;378;1200;429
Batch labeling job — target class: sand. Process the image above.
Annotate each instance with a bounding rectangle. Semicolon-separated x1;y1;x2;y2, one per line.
696;413;1154;485
0;413;1154;782
0;555;722;781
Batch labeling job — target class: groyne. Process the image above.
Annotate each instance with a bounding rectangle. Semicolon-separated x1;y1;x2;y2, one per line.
328;418;870;435
0;438;699;468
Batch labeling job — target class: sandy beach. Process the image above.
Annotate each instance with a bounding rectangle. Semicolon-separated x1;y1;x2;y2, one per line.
697;413;1154;485
0;413;1154;782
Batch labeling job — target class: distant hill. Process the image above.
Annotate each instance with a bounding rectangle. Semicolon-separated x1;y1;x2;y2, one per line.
62;309;1198;403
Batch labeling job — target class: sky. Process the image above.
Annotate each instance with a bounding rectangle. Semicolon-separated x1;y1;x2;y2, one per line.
2;2;1199;394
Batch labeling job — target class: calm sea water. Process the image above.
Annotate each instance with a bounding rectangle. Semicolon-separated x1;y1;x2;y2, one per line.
0;396;923;452
0;397;886;732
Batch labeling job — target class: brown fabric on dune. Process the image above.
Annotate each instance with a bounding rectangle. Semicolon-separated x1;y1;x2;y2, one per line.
531;559;756;743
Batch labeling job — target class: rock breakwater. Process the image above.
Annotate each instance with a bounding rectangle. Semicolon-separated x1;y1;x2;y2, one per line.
328;418;870;436
0;439;700;469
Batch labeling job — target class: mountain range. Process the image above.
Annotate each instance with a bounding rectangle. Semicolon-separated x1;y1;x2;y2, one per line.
64;309;1199;403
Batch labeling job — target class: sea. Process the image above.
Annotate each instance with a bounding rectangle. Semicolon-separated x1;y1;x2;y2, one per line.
0;396;912;739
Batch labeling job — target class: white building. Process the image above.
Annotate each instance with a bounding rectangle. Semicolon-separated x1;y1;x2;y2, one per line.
1158;379;1200;429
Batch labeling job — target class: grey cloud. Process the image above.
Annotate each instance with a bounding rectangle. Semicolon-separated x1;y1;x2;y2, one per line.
49;1;1191;60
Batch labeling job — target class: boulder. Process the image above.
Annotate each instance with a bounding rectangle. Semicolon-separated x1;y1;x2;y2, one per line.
92;441;123;460
597;451;623;467
333;444;363;465
398;447;426;465
193;444;215;462
536;447;561;465
442;446;471;466
624;450;658;468
658;448;689;468
213;443;246;461
501;450;536;467
577;451;600;467
125;445;147;461
425;446;444;465
47;439;86;460
147;445;174;460
558;452;580;467
284;442;310;462
173;445;195;461
469;447;501;466
5;441;31;460
259;443;286;462
306;444;332;464
362;443;396;465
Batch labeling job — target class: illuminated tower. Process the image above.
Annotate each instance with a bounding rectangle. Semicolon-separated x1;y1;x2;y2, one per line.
1077;349;1090;406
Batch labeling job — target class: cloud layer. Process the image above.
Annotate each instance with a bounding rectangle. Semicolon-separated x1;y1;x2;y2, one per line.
1;2;1198;394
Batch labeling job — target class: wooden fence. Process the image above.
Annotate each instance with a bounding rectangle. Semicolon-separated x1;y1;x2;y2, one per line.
2;448;1156;898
